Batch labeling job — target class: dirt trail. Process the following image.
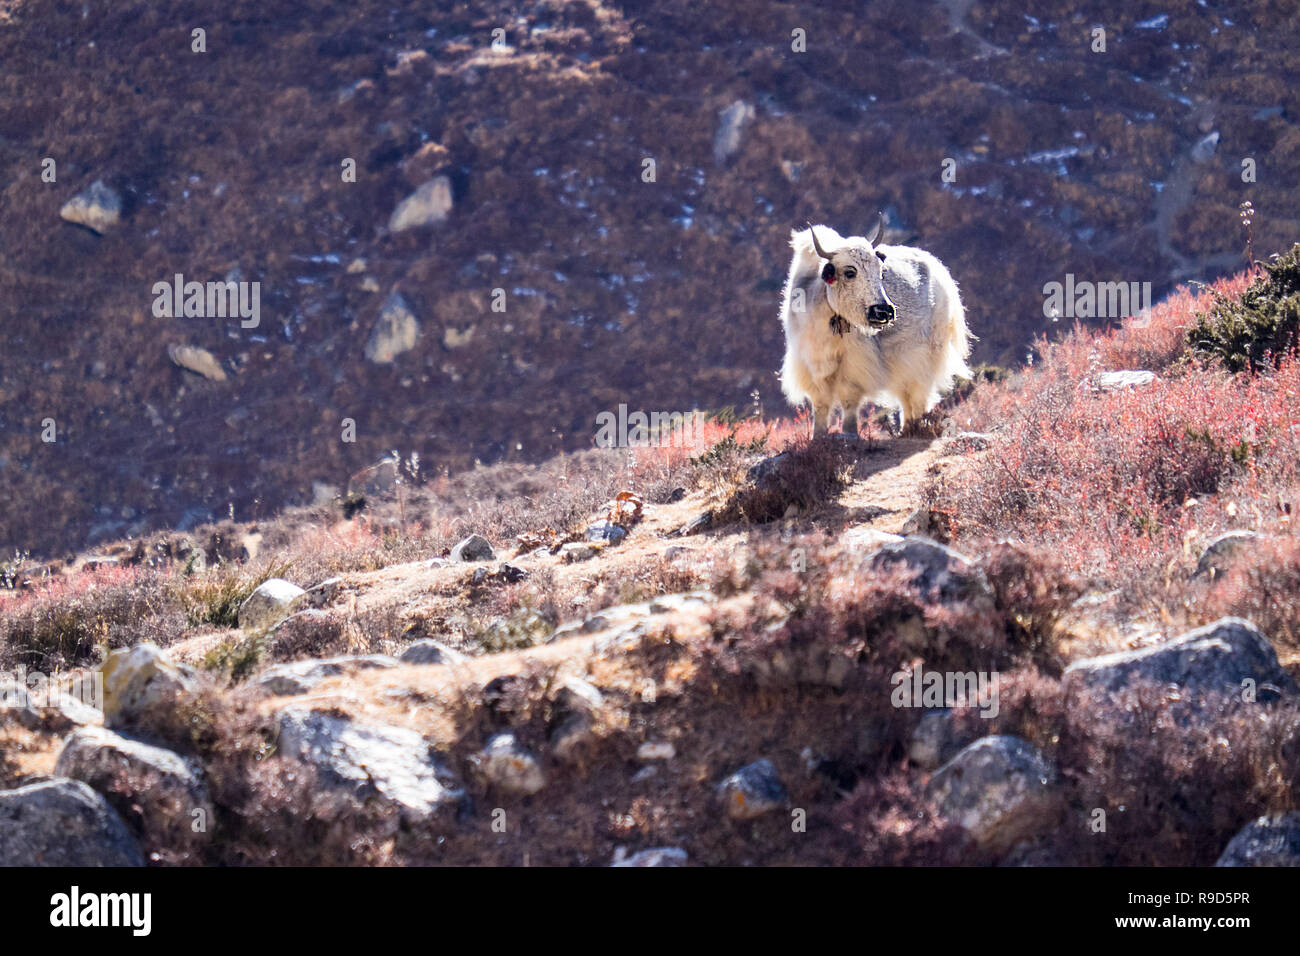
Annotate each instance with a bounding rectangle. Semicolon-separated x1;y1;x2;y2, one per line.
222;435;961;732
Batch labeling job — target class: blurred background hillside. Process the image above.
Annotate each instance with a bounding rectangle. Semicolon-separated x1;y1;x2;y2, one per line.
2;0;1298;557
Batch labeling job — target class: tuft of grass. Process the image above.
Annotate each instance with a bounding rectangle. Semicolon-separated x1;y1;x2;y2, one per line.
710;435;857;527
0;568;184;670
1187;243;1300;372
176;562;291;629
201;633;271;682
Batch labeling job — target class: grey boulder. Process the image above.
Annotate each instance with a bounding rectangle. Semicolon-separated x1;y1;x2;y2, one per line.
0;779;143;866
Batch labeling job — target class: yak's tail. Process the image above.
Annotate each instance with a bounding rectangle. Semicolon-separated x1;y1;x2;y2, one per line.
934;291;974;398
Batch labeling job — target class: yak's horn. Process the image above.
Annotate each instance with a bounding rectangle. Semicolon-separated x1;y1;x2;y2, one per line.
808;223;834;259
868;212;886;246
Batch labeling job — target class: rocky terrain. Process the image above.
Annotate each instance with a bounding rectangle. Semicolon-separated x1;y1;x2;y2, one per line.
4;0;1300;557
3;418;1298;866
4;0;1300;869
7;243;1300;865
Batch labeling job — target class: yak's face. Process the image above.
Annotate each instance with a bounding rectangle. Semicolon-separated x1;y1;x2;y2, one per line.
820;241;896;333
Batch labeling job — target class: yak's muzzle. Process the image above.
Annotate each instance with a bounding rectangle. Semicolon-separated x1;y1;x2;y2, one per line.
866;302;896;328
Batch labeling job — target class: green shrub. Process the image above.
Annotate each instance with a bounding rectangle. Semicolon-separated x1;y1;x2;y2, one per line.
1187;243;1300;372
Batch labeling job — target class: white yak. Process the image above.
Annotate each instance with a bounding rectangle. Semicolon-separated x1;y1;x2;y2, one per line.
779;216;972;435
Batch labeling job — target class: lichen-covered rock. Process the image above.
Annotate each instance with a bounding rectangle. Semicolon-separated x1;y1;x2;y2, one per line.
718;758;788;820
451;533;495;562
254;654;399;695
909;709;978;771
0;779;143;866
54;725;213;859
1215;813;1300;867
475;732;546;795
99;643;195;731
866;536;991;604
276;708;465;823
927;735;1062;854
1063;617;1296;702
59;179;122;233
237;578;306;631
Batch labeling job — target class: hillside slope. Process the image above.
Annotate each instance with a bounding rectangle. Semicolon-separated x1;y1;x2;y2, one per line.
4;0;1300;556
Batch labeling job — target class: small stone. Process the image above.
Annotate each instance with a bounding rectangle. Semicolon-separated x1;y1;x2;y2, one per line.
365;292;420;364
388;176;454;232
867;537;990;604
1094;370;1157;391
555;676;604;712
399;640;465;665
713;99;755;165
60;179;123;234
718;758;788;820
1190;130;1220;163
443;326;475;349
451;533;495;562
908;709;976;771
237;578;307;631
560;542;599;563
254;654;399;695
638;741;675;761
476;732;545;795
612;847;688;867
168;344;227;382
585;520;627;544
550;712;595;764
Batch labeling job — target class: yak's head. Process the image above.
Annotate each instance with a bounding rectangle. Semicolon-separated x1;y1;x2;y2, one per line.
809;216;896;333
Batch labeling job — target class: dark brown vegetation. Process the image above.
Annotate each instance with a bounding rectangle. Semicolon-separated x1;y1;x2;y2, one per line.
5;0;1300;560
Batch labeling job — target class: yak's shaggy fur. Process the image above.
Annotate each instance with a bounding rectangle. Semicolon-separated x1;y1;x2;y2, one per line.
779;224;972;434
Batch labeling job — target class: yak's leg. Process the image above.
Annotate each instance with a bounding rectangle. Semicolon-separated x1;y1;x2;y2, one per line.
840;396;863;438
809;393;833;437
900;390;931;435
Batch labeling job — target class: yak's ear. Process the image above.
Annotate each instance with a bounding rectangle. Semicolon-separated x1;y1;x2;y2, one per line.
876;249;887;262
